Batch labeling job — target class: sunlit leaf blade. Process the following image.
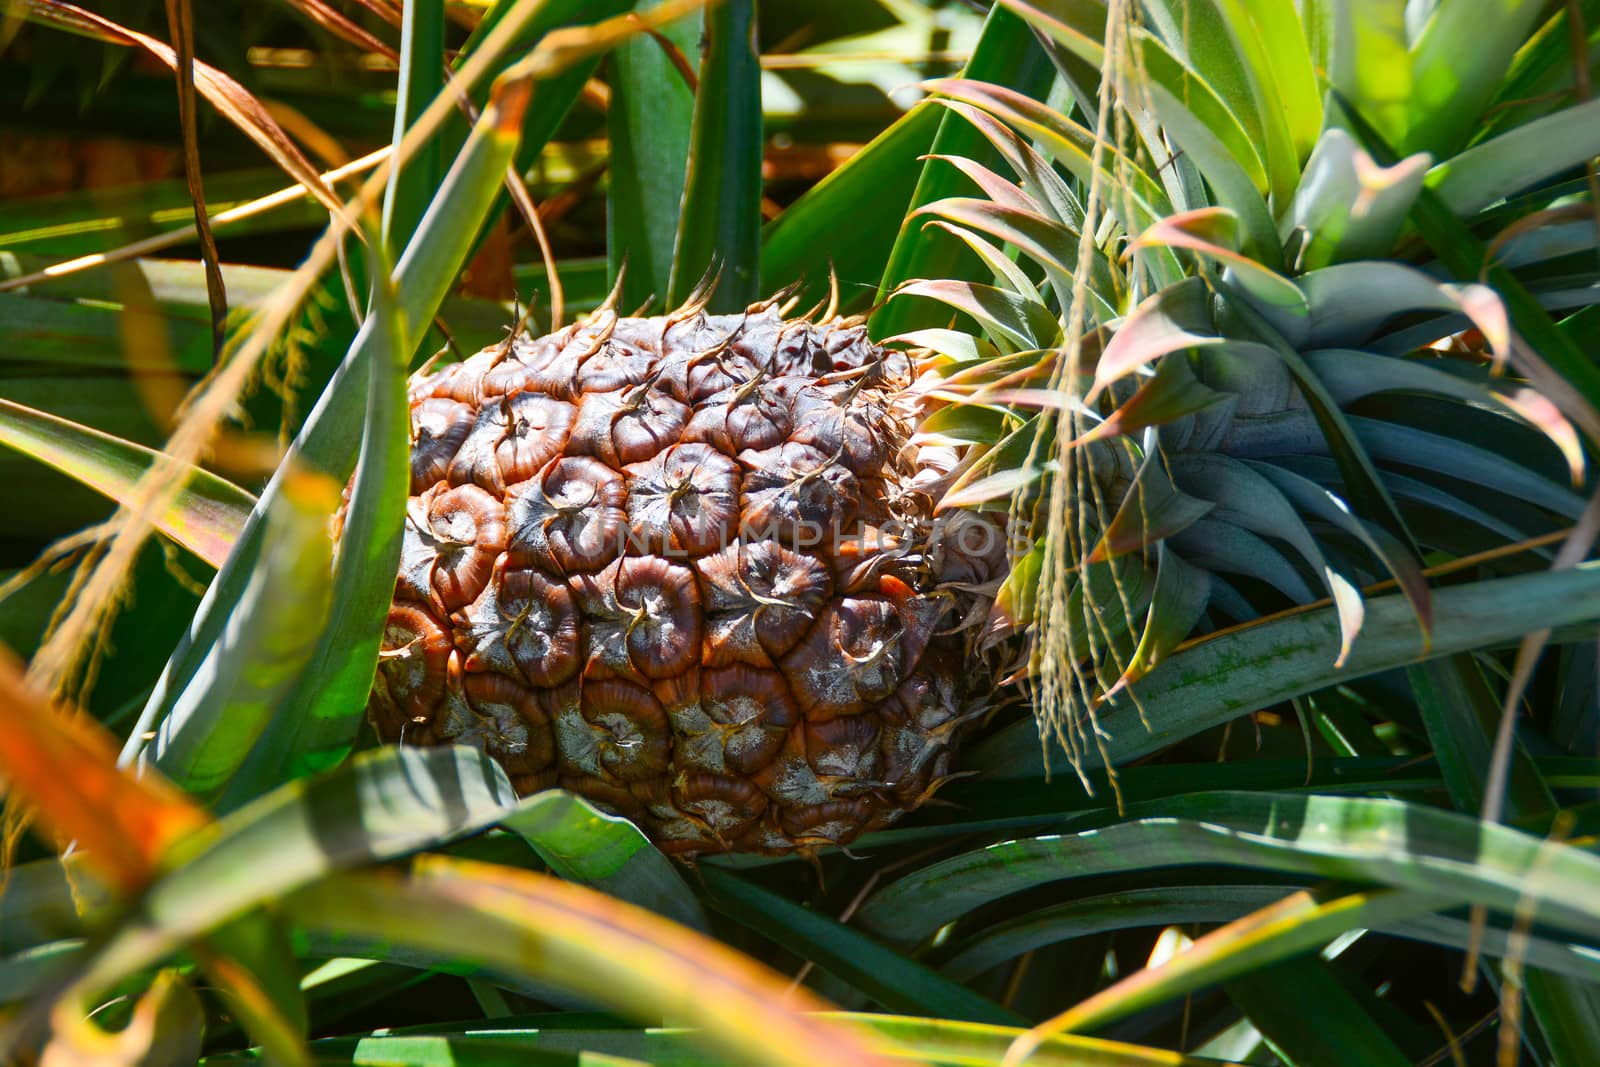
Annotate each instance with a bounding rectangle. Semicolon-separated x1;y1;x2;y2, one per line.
934;879;1600;986
855;1012;1240;1067
857;790;1600;949
923;77;1174;260
252;1034;633;1066
1024;884;1432;1041
0;399;253;569
609;1;702;310
895;279;1059;351
1300;0;1410;148
0;648;207;894
382;0;446;248
220;229;412;803
1402;0;1547;158
145;467;338;803
916;402;1010;447
1144;0;1300;207
993;0;1107;67
971;561;1600;777
1124;29;1278;261
940;415;1047;512
502;789;709;933
290;857;907;1067
669;0;762;310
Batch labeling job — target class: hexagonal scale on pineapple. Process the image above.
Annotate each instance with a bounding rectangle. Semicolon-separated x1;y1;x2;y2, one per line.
624;443;740;558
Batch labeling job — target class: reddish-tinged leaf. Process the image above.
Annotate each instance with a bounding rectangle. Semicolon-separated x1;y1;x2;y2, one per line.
1497;387;1585;486
1091;279;1223;399
977;388;1076;410
895;279;1059;350
1449;282;1511;368
920;157;1038;213
1129;208;1307;313
1076;358;1226;447
280;0;397;59
0;647;209;894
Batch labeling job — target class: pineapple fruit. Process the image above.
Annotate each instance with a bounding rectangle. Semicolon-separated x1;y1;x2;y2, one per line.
372;291;1005;855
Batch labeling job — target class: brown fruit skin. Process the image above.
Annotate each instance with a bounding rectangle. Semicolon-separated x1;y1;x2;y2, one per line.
370;299;998;855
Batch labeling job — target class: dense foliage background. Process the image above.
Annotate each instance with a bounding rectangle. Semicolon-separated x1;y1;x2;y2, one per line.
2;1;1600;1065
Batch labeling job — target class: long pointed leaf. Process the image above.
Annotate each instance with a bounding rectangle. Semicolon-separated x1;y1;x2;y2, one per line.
669;0;762;310
0;399;252;569
609;1;702;309
289;857;904;1067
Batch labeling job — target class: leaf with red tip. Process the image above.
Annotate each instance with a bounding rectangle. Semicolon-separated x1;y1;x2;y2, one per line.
1092;279;1222;398
894;279;1060;351
1076;356;1226;447
1129;208;1307;315
1496;387;1585;486
290;857;907;1067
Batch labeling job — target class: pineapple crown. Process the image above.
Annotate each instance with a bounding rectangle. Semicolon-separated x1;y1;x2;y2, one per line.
882;13;1598;779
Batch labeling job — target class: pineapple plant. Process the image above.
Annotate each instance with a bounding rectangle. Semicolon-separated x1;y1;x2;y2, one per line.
1;1;1600;1065
370;291;1008;853
359;3;1599;858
